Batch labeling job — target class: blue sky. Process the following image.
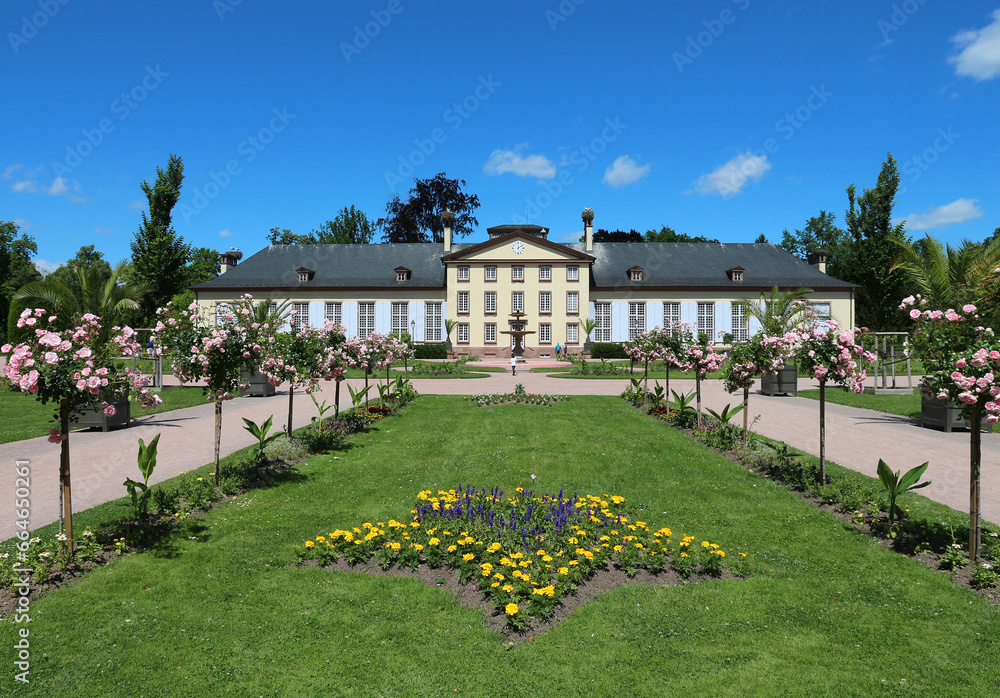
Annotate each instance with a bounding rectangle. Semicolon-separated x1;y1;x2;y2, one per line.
3;1;999;272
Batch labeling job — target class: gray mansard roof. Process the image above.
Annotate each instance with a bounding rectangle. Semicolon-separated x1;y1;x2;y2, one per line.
193;241;856;292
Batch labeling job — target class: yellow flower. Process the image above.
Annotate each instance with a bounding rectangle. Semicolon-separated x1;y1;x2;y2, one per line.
462;553;475;562
447;545;457;553
315;536;325;542
428;538;440;546
491;582;500;588
304;540;314;548
502;584;513;593
506;603;519;616
493;573;505;581
413;544;424;552
701;541;710;548
196;477;203;482
487;542;501;554
558;567;569;575
613;545;623;553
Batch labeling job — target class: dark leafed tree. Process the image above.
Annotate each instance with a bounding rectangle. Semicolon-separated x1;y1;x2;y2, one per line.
44;245;112;297
592;228;644;242
754;233;768;243
313;205;375;244
129;154;191;324
266;227;316;245
779;211;849;272
0;220;42;342
840;154;913;331
378;173;480;243
644;225;719;243
185;246;221;286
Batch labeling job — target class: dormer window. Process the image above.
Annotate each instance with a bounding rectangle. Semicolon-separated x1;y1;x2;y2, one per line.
727;267;745;282
296;267;315;282
628;266;644;281
395;267;411;282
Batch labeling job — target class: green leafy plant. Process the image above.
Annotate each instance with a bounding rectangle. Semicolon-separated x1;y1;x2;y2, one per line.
122;433;161;518
669;389;698;428
309;393;334;431
347;383;372;409
242;415;283;463
876;459;931;525
705;402;746;424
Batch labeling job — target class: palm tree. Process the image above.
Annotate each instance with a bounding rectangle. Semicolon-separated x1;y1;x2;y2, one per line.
13;261;149;344
892;235;1000;314
734;286;814;337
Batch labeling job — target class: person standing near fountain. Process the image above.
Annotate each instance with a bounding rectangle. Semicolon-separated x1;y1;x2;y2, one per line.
510;355;517;376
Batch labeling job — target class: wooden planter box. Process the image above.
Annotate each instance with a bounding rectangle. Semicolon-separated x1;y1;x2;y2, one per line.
240;368;275;398
72;398;131;432
920;397;994;433
761;364;798;396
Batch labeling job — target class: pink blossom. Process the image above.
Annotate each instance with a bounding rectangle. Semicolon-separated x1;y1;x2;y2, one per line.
963;304;977;314
47;428;67;444
909;309;921;319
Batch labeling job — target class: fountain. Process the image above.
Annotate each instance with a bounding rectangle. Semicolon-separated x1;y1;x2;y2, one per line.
499;312;535;357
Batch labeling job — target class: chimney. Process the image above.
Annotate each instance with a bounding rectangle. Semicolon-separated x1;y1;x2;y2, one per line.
807;249;827;274
582;207;594;252
441;209;455;253
219;248;243;274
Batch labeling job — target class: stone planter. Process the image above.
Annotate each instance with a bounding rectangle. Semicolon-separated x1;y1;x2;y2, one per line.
240;368;275;398
920;396;994;433
72;398;131;432
760;364;798;396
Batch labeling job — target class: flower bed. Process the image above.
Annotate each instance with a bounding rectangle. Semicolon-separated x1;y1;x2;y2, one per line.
468;384;568;407
294;486;748;629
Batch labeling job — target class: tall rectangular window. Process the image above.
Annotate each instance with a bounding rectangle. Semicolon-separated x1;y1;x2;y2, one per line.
810;302;832;321
291;302;310;329
539;265;551;281
731;304;748;342
628;302;645;340
539;291;551;315
567;265;579;281
457;323;469;343
391;302;408;336
566;291;579;315
484;323;497;343
359;302;375;339
511;291;524;313
485;266;497;281
566;324;579;344
424;302;442;342
539;323;551;343
457;291;470;315
594;302;612;342
663;302;680;333
325;302;342;328
512;266;524;282
484;291;497;315
458;266;470;281
215;302;229;327
697;302;715;340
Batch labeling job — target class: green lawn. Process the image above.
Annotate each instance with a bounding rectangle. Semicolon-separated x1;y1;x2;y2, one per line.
2;396;998;696
0;387;212;444
799;387;922;420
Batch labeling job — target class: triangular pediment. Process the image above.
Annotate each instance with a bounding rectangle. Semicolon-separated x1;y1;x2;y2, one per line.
442;232;594;263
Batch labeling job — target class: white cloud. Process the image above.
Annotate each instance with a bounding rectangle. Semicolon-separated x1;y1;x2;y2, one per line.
483;147;556;179
13;218;31;231
48;177;68;196
690;152;771;198
949;9;1000;81
12;180;37;193
34;258;63;274
127;199;145;211
603;155;650;187
94;226;116;235
897;198;984;230
219;229;234;237
2;164;22;180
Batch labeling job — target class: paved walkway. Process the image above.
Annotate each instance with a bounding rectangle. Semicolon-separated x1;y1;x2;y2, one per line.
1;359;996;541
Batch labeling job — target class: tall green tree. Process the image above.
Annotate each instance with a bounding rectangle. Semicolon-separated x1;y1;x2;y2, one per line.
129;154;191;324
779;211;849;273
378;173;480;243
586;228;643;242
734;286;814;337
313;205;375;244
266;227;315;245
644;225;719;243
0;221;42;342
44;245;113;297
839;154;913;330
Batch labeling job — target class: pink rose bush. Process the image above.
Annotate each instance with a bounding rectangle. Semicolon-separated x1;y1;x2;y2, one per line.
262;320;348;393
1;309;161;441
902;296;1000;425
792;321;875;394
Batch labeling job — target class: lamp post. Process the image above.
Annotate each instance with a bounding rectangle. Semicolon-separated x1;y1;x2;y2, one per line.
409;319;416;371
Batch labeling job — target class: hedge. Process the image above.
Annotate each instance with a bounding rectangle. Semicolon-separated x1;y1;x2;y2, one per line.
590;342;628;359
414;343;448;359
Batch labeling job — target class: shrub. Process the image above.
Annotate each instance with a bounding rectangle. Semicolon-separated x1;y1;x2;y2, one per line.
414;343;448;359
264;434;309;463
590;343;628;359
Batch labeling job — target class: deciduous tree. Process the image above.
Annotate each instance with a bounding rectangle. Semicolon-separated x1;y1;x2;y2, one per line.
378;173;480;243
